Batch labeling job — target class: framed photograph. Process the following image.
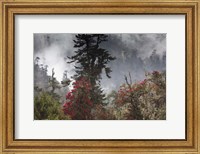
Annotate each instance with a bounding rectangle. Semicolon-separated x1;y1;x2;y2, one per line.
0;0;199;153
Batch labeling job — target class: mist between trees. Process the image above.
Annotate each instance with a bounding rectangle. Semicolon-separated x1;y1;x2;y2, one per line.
34;34;166;120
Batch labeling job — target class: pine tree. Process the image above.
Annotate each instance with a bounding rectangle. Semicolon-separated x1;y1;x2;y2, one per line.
68;34;115;105
48;68;60;100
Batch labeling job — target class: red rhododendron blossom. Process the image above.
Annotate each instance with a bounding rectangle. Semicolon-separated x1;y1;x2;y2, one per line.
63;102;74;116
115;71;164;108
66;92;73;99
63;77;93;119
152;71;160;75
140;79;147;85
116;75;149;106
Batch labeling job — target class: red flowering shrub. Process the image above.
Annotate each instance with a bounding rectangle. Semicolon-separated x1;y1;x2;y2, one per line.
114;71;166;120
63;77;93;120
116;79;147;106
63;71;166;120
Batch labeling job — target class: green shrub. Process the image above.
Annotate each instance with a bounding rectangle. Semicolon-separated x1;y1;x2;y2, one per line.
34;91;69;120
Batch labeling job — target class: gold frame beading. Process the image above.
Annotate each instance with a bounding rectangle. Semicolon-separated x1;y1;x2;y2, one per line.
0;0;199;153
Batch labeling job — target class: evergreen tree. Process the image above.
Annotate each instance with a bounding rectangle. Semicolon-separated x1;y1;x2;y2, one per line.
34;57;49;92
48;68;60;99
67;34;115;106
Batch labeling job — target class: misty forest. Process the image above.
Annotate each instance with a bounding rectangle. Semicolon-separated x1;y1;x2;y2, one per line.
34;34;166;120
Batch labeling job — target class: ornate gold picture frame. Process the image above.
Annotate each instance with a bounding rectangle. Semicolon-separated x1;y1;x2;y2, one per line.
0;0;199;153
